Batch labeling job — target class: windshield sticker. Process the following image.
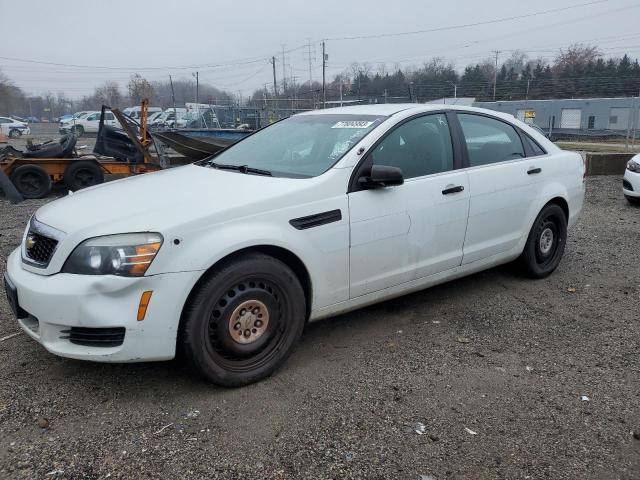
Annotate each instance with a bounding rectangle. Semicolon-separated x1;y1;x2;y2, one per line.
331;121;374;129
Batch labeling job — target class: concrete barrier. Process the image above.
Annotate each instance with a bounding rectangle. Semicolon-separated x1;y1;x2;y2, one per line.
586;152;635;176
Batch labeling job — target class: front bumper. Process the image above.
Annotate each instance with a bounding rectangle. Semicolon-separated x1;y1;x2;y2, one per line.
4;248;201;362
623;169;640;198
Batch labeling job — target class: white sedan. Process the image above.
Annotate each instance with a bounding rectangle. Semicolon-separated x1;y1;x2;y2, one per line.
4;104;585;386
623;154;640;205
0;116;31;137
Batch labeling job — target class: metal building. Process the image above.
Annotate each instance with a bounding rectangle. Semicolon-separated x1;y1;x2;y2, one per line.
473;97;640;138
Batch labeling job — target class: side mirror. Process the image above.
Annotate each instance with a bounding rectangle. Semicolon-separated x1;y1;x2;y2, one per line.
358;165;404;189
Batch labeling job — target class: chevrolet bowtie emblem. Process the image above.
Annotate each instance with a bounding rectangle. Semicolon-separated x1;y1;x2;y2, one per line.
25;235;36;250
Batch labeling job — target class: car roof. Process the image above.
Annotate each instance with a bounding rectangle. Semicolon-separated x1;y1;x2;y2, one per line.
296;103;517;122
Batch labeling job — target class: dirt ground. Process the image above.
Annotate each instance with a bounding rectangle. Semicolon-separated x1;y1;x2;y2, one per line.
0;176;639;479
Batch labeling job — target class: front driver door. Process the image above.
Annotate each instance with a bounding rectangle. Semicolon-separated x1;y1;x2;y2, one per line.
348;113;470;298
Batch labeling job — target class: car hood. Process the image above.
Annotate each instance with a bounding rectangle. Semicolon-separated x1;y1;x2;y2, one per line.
34;164;317;236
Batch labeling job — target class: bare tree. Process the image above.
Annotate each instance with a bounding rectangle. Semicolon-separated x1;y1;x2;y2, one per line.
127;74;155;106
95;81;123;107
503;50;528;76
554;44;601;71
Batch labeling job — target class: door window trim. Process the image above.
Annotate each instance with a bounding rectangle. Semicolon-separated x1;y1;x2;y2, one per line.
348;110;462;193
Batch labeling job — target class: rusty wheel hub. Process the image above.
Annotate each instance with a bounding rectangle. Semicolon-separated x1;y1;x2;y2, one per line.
228;299;269;344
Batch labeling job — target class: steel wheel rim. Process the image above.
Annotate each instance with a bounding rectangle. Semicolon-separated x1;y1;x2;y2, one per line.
75;169;95;187
228;299;270;344
19;173;42;194
205;278;287;372
539;227;554;255
535;216;562;267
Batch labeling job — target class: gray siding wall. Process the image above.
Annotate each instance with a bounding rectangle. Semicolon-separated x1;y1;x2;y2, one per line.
473;97;640;132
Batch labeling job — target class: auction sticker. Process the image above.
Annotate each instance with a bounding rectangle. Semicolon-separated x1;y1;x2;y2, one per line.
331;121;374;129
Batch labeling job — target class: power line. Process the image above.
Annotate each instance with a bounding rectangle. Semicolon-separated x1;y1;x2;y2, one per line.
322;0;612;41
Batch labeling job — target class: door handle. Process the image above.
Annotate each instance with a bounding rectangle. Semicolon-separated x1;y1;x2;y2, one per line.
527;167;542;175
442;185;464;195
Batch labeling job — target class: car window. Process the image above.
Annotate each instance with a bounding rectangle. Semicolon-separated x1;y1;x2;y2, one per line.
522;134;546;156
105;112;114;120
370;113;453;179
87;113;99;121
458;113;525;167
205;114;386;178
0;118;10;123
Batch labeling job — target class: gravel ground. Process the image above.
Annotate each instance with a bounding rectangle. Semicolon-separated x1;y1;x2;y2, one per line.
0;176;639;479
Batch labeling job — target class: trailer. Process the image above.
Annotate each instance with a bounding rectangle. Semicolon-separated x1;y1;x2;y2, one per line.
0;104;163;200
0;155;161;199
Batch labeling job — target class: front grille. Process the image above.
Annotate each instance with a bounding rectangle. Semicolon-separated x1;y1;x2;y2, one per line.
25;232;58;265
623;179;633;191
60;327;126;347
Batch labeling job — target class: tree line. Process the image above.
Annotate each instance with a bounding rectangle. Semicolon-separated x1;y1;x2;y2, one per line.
1;44;639;119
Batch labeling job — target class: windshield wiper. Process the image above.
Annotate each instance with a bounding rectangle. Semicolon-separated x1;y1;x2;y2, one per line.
208;162;272;176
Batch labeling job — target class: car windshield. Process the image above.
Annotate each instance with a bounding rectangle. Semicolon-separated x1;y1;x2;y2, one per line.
200;114;386;178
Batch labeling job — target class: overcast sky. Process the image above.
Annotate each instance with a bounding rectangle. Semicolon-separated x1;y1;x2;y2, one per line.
1;0;640;100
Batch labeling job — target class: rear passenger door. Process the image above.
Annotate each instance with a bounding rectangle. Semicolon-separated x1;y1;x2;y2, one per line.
456;113;546;264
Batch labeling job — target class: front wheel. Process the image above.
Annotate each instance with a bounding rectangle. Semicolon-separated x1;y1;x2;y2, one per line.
180;253;306;387
625;195;640;206
8;129;22;138
518;203;567;278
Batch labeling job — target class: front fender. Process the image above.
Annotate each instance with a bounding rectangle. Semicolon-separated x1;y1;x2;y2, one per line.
148;201;350;312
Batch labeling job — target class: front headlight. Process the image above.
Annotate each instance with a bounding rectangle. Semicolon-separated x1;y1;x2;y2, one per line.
627;159;640;173
62;233;163;276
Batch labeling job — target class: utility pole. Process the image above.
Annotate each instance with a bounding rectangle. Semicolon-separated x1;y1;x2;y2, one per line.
169;75;177;126
271;56;278;96
322;41;326;109
307;38;313;93
192;71;199;126
340;82;343;107
281;45;287;93
384;88;388;104
493;50;500;101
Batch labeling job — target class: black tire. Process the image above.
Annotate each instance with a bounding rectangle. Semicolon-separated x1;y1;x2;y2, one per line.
8;129;22;138
625;195;640;206
518;203;567;279
63;160;104;191
181;253;306;387
72;125;84;137
10;165;52;199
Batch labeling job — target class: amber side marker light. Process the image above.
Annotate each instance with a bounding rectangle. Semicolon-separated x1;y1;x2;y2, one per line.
137;291;153;321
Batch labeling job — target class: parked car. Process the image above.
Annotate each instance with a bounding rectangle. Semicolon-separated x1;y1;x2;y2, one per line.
123;106;163;121
4;104;585;387
0;116;31;137
25;116;40;123
146;111;164;126
623;154;640;205
59;111;119;136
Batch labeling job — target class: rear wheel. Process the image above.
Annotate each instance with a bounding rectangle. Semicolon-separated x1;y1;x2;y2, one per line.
181;253;306;387
64;160;104;191
8;129;22;138
518;203;567;278
10;165;52;199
